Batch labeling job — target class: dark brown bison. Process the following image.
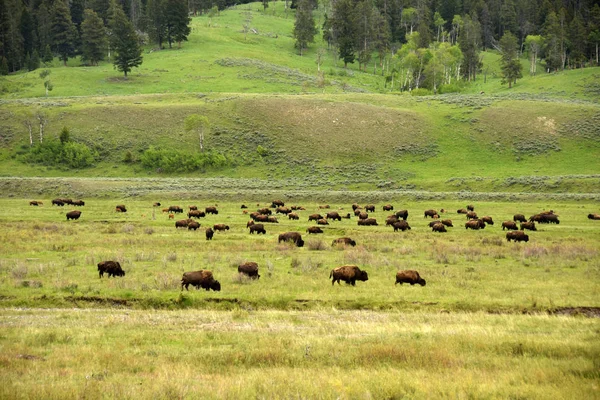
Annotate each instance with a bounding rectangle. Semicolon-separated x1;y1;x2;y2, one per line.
392;220;411;231
253;214;269;223
351;203;361;211
395;210;409;220
481;216;494;225
181;270;221;291
175;219;191;228
307;226;324;234
188;210;206;219
288;212;299;220
188;221;201;231
246;220;255;227
213;224;230;231
60;198;74;205
365;205;375;212
358;218;378;226
249;224;266;234
257;208;272;215
467;205;475;211
341;213;351;219
383;204;394;211
271;200;285;208
330;265;368;286
290;205;305;210
465;219;486;230
326;211;342;221
506;231;529;243
424;209;438;218
52;199;65;206
332;237;356;247
278;232;304;247
513;214;527;222
205;206;219;215
354;209;363;216
466;211;478;220
588;213;600;220
428;220;441;228
542;214;560;224
240;204;248;209
395;270;426;286
441;219;453;227
308;214;323;222
205;227;214;240
97;261;125;278
502;221;518;230
266;216;279;224
66;210;81;220
168;205;183;214
386;216;398;226
457;208;468;214
115;204;127;213
431;223;447;232
72;200;85;206
358;212;369;220
317;218;329;225
29;200;42;206
188;205;198;211
276;206;292;215
520;221;537;231
153;202;161;207
319;204;331;209
238;262;260;279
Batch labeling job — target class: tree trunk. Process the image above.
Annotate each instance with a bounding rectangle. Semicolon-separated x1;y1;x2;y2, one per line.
199;129;204;152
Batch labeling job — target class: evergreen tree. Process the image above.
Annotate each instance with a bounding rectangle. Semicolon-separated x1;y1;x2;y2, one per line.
20;8;35;58
568;13;587;68
165;0;191;48
543;11;564;71
51;0;77;65
459;14;481;81
146;0;166;48
29;49;40;70
42;44;53;64
35;0;53;54
356;0;375;71
293;0;317;56
110;3;142;77
0;56;8;75
331;0;357;67
81;9;107;65
499;31;522;88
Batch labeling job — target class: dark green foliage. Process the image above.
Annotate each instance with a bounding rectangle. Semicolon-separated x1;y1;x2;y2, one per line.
165;0;191;48
29;49;40;70
42;44;53;65
140;147;229;172
499;32;522;88
51;0;77;66
24;139;98;168
146;0;166;48
81;9;106;66
331;0;357;68
0;56;8;75
59;126;70;144
20;8;35;57
293;0;317;56
110;4;142;77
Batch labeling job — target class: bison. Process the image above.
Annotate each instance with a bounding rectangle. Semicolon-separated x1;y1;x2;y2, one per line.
332;237;356;247
307;226;324;234
205;206;219;215
358;212;369;220
175;219;191;228
153;202;161;207
318;205;331;209
205;227;214;240
520;221;537;231
52;199;65;206
115;204;127;213
457;208;468;214
276;206;292;215
365;205;375;212
97;261;125;278
358;218;378;226
543;214;560;224
382;204;394;211
351;203;361;211
502;221;518;230
249;224;266;234
181;270;221;291
238;262;260;279
188;210;206;219
330;265;368;286
424;209;438;218
271;200;285;208
513;214;527;222
288;212;299;220
392;220;411;232
317;218;329;225
66;210;81;220
308;214;323;222
506;231;529;243
278;232;304;247
257;208;272;215
188;221;201;231
240;204;248;209
395;210;409;220
431;223;447;233
466;211;478;220
29;200;42;206
168;205;183;214
213;224;230;232
72;200;85;206
441;219;453;227
395;270;426;286
481;216;494;225
267;216;279;224
253;214;269;223
588;213;600;220
188;205;198;211
467;205;475;211
465;219;486;230
386;216;398;226
326;211;342;221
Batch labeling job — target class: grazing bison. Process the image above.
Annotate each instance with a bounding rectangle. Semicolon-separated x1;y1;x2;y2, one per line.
276;206;292;215
240;204;248;209
513;214;527;222
358;212;369;220
502;221;518;230
467;205;475;211
330;265;368;286
428;220;441;228
153;202;161;207
365;205;375;212
354;209;363;216
543;214;560;224
278;232;304;247
115;205;127;213
351;203;361;211
257;208;272;215
481;216;494;225
249;224;266;234
332;237;356;247
288;212;299;220
326;211;342;221
358;218;378;226
386;216;398;226
317;218;329;225
29;200;42;206
181;270;221;291
441;219;453;227
465;219;486;230
168;206;183;214
424;209;438;218
431;223;447;233
466;211;478;220
52;199;65;206
66;210;81;220
253;214;269;223
205;227;214;240
175;219;191;228
271;200;285;208
205;206;219;215
72;200;85;206
383;204;394;211
308;214;323;222
188;221;201;231
290;205;305;211
266;216;279;224
97;261;125;278
341;213;351;219
588;213;600;220
395;210;409;220
213;224;230;232
392;220;411;232
319;205;330;209
307;226;324;234
457;208;468;214
188;210;206;219
188;205;198;211
506;231;529;243
520;221;537;231
395;270;426;286
238;262;260;279
60;198;74;205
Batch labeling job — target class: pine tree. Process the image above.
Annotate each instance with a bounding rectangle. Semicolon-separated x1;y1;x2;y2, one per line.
165;0;191;48
0;56;8;75
543;11;563;72
568;13;587;68
146;0;166;48
51;0;77;66
110;4;142;77
293;0;317;56
459;14;482;81
81;9;107;66
29;49;40;70
331;0;357;68
42;44;53;65
499;32;522;88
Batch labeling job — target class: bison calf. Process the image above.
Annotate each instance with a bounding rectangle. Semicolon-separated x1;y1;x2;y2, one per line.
205;227;214;240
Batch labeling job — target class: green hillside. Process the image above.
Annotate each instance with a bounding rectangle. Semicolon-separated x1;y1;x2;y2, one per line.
0;3;599;194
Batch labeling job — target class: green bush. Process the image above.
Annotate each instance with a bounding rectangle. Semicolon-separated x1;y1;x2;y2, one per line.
24;139;98;168
410;88;433;96
140;147;229;173
439;83;462;94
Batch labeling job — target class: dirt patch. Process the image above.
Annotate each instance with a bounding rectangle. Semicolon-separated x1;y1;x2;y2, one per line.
550;307;600;318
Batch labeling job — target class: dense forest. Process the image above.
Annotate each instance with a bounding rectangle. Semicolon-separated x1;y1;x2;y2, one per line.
1;0;599;90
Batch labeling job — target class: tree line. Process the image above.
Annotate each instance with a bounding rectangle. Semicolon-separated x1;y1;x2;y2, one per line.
294;0;600;91
0;0;191;76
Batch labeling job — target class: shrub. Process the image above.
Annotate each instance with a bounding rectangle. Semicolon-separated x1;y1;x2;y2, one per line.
140;147;230;173
23;139;98;168
410;88;433;96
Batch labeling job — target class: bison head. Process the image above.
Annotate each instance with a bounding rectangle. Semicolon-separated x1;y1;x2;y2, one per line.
296;239;305;248
418;278;426;286
211;280;221;291
358;270;369;281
